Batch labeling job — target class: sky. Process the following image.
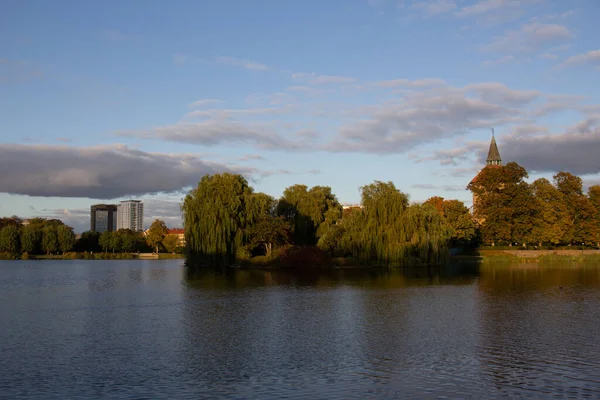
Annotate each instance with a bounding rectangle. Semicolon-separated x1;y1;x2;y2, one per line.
1;0;599;233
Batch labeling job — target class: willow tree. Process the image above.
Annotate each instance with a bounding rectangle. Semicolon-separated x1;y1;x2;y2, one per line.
276;184;342;245
183;173;270;268
329;181;451;266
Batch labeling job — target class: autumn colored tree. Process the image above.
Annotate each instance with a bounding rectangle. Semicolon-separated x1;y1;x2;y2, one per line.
146;219;168;254
530;178;570;246
424;196;445;215
467;162;536;245
588;185;600;247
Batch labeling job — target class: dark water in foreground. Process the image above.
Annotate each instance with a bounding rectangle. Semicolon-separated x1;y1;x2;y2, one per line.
1;261;599;399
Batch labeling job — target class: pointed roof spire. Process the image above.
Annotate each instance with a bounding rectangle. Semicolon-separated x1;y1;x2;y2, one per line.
486;128;502;166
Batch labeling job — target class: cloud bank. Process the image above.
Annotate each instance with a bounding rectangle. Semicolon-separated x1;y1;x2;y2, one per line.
0;144;238;198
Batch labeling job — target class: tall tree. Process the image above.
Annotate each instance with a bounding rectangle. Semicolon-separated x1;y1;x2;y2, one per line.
442;200;477;246
553;171;594;244
0;225;21;254
118;229;141;253
588;185;600;247
183;173;259;267
42;228;58;255
162;234;181;253
467;162;535;245
20;226;41;254
276;185;342;246
76;231;100;252
530;178;570;246
57;225;75;254
330;181;450;266
146;219;168;254
99;231;112;253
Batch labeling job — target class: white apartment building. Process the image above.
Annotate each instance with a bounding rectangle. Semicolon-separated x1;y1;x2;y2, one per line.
117;200;144;232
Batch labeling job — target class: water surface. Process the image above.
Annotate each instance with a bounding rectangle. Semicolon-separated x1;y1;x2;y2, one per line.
1;260;599;399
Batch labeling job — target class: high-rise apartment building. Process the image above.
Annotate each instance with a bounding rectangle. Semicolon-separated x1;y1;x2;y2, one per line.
90;204;118;233
117;200;144;232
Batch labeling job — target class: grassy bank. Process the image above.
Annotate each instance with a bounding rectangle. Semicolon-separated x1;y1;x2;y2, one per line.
452;249;600;264
0;252;184;261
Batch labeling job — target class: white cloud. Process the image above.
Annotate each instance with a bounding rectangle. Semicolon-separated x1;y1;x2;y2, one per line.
292;72;357;85
116;119;309;150
482;55;516;66
562;49;600;68
411;0;457;15
374;78;446;88
487;22;573;53
215;56;270;71
188;99;223;108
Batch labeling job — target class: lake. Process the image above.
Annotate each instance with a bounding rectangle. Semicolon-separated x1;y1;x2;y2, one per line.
1;260;599;399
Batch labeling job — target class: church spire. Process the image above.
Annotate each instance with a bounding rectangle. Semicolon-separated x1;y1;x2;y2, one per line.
486;128;502;166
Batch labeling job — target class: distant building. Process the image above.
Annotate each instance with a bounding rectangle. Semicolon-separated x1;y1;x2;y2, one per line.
167;228;186;246
117;200;144;232
90;204;118;233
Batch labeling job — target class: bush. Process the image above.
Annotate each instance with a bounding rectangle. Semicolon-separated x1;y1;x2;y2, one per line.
21;252;29;260
277;246;331;269
62;252;78;260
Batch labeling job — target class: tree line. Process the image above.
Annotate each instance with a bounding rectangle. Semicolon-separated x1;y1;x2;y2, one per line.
183;173;476;269
0;216;180;258
467;162;600;247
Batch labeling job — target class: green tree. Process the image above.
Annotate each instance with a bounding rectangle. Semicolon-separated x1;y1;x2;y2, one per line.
109;232;122;253
247;215;292;256
20;226;41;254
57;225;75;254
276;184;342;245
146;219;168;253
42;228;58;255
118;229;140;253
442;200;476;246
162;234;181;253
0;216;22;229
330;181;450;266
76;231;100;252
0;225;21;254
183;173;261;267
99;231;111;253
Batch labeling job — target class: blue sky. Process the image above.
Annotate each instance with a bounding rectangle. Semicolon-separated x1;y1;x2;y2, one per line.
1;0;599;232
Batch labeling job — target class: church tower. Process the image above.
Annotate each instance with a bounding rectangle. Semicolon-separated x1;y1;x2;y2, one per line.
469;130;502;220
486;129;502;166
